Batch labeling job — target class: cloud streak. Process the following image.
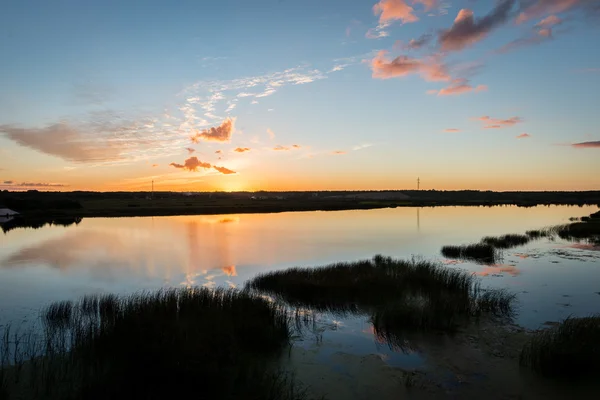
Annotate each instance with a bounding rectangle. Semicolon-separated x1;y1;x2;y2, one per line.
213;166;236;174
477;115;523;129
430;79;487;96
516;0;581;24
234;147;250;153
516;133;531;139
572;141;600;148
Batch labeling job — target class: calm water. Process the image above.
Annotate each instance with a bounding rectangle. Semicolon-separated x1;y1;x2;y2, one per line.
1;205;599;366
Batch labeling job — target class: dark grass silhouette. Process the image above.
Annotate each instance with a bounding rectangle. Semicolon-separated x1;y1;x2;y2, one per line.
481;234;530;249
441;244;497;264
1;288;316;400
247;256;515;351
520;315;600;378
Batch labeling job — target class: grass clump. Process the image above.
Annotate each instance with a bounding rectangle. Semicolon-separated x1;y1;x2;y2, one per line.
247;256;514;349
520;315;600;379
481;234;530;249
1;287;313;400
441;243;497;264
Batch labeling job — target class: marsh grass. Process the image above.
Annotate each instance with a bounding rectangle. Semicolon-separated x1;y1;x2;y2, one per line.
441;244;498;264
0;287;313;400
247;256;515;351
481;234;530;249
520;315;600;378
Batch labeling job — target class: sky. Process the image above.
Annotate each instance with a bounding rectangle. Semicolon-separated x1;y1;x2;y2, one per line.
0;0;599;192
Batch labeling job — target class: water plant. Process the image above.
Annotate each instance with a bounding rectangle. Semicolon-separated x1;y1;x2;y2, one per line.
1;287;313;400
247;256;515;351
481;234;530;249
520;315;600;378
440;243;497;264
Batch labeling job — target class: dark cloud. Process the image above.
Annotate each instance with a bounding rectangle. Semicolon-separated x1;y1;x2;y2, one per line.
186;147;196;154
395;33;433;50
169;157;211;172
572;141;600;148
3;180;13;184
439;0;516;51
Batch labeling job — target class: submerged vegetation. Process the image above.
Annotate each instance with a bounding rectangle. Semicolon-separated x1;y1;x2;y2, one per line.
0;288;314;400
520;315;600;378
247;256;515;349
481;234;530;249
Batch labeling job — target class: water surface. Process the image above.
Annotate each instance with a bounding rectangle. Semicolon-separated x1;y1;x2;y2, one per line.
1;206;599;356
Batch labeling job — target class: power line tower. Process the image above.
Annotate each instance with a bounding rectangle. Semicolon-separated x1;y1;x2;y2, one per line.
417;177;420;191
151;180;154;200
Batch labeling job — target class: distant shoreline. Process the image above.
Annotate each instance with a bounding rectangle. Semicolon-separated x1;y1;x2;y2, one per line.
1;190;599;220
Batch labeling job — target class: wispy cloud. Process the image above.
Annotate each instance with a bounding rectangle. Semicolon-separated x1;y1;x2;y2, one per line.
213;165;236;174
186;147;196;154
430;79;487;96
477;115;523;129
516;0;582;24
352;143;374;151
169;157;211;172
572;141;600;148
394;33;433;50
267;128;275;140
370;51;450;82
151;164;159;167
190;118;235;143
273;145;290;151
332;150;346;155
444;128;461;133
234;147;251;153
496;15;562;53
181;65;326;129
516;133;532;139
0;181;69;190
439;0;516;52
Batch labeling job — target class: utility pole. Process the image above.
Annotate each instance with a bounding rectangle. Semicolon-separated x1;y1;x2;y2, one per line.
417;177;420;191
151;180;154;200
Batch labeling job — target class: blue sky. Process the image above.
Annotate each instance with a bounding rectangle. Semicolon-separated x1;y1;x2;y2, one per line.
0;0;599;191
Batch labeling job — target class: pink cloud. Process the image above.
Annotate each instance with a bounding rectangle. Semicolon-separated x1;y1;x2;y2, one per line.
477;115;523;129
536;15;562;27
373;0;438;24
273;145;290;151
444;128;461;133
516;133;531;139
373;0;418;24
572;141;600;148
370;51;450;82
431;79;487;96
516;0;580;24
234;147;250;153
213;165;236;174
169;157;211;172
190;118;235;143
439;1;515;52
